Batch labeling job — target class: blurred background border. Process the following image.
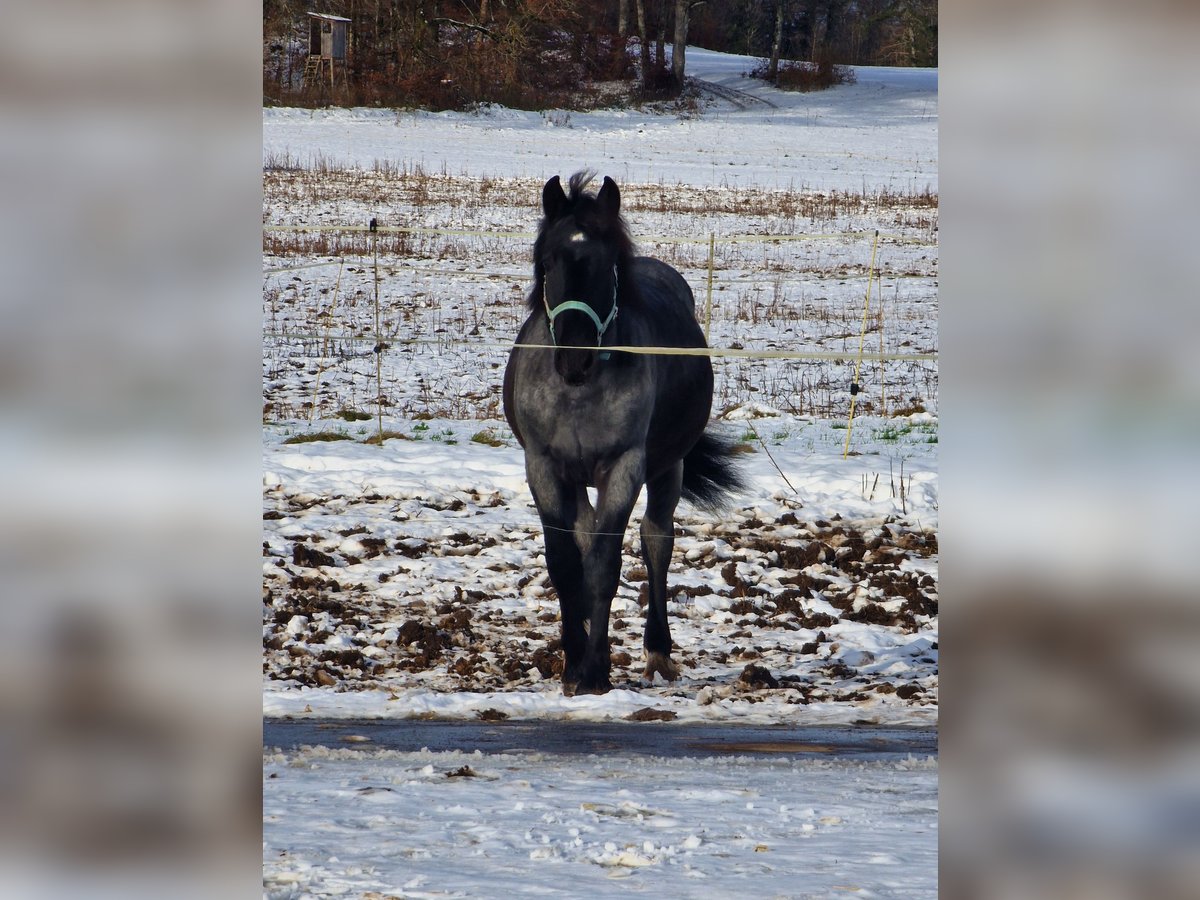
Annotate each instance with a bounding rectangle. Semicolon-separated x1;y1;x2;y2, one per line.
941;1;1200;896
0;1;1197;896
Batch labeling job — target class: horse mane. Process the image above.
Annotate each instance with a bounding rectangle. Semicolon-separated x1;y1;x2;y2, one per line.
567;169;598;199
527;171;639;313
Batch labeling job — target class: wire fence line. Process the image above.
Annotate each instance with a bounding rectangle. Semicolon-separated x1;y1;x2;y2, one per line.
263;222;937;292
263;219;937;426
263;258;936;283
263;331;937;364
263;222;937;247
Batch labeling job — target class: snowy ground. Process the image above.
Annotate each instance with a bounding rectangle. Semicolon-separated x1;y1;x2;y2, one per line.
263;49;937;194
264;48;937;897
262;425;938;726
264;744;937;899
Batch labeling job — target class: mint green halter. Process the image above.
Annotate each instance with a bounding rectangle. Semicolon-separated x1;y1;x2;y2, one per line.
543;265;618;350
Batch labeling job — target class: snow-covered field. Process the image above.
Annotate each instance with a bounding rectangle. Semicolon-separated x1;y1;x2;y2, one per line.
264;744;937;898
263;49;937;193
262;428;938;726
264;48;937;897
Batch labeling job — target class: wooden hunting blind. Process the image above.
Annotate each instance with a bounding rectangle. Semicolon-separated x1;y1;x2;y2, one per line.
304;13;350;88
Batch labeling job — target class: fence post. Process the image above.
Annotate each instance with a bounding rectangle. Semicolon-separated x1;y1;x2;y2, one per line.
843;230;880;459
704;232;715;342
879;279;887;417
371;218;383;444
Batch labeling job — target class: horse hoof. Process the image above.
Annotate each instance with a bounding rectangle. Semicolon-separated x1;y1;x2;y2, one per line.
643;651;680;683
574;679;612;696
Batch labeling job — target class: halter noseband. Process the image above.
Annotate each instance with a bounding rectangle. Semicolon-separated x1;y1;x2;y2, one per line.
543;265;619;355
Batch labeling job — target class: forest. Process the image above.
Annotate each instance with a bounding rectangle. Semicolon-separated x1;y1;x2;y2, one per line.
263;0;936;109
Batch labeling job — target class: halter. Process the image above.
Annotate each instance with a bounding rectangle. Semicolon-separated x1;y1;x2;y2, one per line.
543;265;619;357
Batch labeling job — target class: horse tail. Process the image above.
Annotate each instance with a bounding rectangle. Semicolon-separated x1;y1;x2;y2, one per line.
681;429;747;511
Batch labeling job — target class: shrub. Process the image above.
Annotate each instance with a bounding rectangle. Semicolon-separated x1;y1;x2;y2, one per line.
748;52;857;93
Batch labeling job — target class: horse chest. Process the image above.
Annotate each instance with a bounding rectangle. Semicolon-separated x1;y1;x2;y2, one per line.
520;384;647;466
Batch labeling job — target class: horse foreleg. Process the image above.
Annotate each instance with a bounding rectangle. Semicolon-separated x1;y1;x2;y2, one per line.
641;463;683;683
525;456;588;693
573;451;645;695
573;484;595;558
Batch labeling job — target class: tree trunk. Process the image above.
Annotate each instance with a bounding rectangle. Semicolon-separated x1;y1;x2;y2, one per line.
810;0;825;61
801;0;820;60
768;0;785;81
618;0;628;37
671;0;688;88
636;0;647;88
655;0;665;73
825;0;844;53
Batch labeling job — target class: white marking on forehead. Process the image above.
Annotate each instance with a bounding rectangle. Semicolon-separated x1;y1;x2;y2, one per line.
569;231;587;242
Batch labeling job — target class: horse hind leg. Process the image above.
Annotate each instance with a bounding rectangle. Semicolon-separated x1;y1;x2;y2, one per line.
641;463;683;683
644;652;680;683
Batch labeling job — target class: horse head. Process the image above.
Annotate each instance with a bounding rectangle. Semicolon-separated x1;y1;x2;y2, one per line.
536;172;629;386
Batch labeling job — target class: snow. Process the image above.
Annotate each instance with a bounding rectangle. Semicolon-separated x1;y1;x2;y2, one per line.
263;46;937;897
264;49;937;194
264;745;937;898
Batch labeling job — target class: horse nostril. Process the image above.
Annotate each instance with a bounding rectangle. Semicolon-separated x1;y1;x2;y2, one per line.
554;349;594;386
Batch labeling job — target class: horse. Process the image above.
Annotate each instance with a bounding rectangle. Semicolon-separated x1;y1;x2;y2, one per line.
502;171;743;695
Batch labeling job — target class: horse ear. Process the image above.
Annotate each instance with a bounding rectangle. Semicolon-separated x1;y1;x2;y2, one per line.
597;176;621;218
542;175;567;220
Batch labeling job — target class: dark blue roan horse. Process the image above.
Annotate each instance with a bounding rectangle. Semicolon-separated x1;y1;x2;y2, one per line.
503;171;743;695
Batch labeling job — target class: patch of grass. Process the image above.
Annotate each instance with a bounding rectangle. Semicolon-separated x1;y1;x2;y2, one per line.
283;430;353;444
470;429;505;447
890;399;928;417
914;423;939;444
875;424;913;443
362;430;411;445
870;419;937;445
336;409;373;422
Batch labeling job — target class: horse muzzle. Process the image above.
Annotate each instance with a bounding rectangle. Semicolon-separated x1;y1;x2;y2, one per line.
554;347;596;386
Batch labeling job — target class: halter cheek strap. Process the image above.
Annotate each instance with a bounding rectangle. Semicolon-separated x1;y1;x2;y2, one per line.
543;265;619;354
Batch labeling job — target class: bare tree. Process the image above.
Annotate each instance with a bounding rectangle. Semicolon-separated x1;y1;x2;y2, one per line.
655;0;666;74
672;0;688;86
767;0;786;80
671;0;706;87
636;0;648;88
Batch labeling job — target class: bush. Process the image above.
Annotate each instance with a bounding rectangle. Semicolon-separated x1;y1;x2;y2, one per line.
638;57;681;101
748;52;857;92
